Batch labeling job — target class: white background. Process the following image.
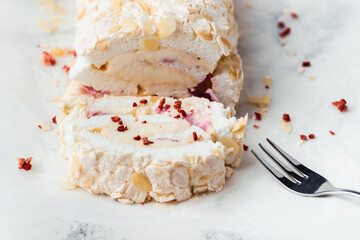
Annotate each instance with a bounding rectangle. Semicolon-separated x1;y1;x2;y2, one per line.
0;0;359;239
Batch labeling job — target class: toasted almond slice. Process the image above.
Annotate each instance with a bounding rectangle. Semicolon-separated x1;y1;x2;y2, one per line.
38;19;58;33
141;19;155;35
198;30;213;40
121;17;138;32
225;166;233;178
77;8;87;21
108;25;121;34
138;2;150;14
95;39;108;50
247;95;271;107
111;0;122;8
131;172;152;192
156;16;176;38
50;47;65;57
51;96;63;103
221;36;232;49
150;6;158;15
58;181;77;190
297;66;305;74
262;77;273;85
280;120;292;134
93;12;107;23
39;120;52;131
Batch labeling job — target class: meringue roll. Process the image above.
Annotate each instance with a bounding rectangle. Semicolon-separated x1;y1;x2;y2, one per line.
71;0;243;114
58;82;247;203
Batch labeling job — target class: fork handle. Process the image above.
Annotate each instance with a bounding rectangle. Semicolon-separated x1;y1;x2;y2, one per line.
329;188;360;198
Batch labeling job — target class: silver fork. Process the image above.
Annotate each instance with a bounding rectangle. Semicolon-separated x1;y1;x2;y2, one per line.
251;138;360;198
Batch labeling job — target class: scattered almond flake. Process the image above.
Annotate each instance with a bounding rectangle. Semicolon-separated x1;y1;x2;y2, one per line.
62;78;70;88
77;8;87;21
282;9;290;15
95;39;108;50
39;120;52;131
280;120;292;134
225;167;233;178
198;30;213;40
244;2;253;8
58;181;77;190
288;51;297;56
298;140;304;146
247;95;271;107
262;77;273;85
121;17;138;32
190;196;199;201
16;157;33;171
297;66;305;74
38;19;58;33
118;199;134;204
53;79;59;88
50;47;65;56
37;0;66;16
309;76;316;80
51;96;62;103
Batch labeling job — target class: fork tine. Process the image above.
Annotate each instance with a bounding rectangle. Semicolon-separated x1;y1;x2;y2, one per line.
259;143;302;183
251;150;296;188
266;138;313;176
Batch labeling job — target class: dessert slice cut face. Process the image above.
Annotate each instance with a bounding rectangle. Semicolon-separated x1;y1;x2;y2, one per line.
58;82;247;204
72;0;243;114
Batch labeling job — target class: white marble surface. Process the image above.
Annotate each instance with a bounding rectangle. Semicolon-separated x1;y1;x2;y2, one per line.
0;0;360;239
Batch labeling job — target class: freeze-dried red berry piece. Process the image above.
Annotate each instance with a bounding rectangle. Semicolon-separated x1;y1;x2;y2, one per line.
118;121;123;125
180;110;187;117
62;65;70;73
164;104;170;110
243;144;249;151
300;135;307;141
18;157;33;171
139;99;148;104
282;114;291;122
111;116;121;122
52;116;57;124
253;124;260;129
117;126;128;132
133;102;138;107
278;21;285;29
309;134;315;139
158;98;166;109
332;99;348;112
254;112;261;121
291;12;299;19
141;137;153;145
174;114;180;119
43;51;56;66
279;27;291;38
329;131;335;135
68;50;77;57
302;61;311;67
174;100;182;110
193;132;198;141
265;85;270;89
142;121;147;124
134;135;141;141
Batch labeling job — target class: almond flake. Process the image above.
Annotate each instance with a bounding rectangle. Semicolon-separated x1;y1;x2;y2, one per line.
39;120;52;131
95;39;108;50
262;77;273;85
93;12;107;23
111;0;122;8
198;30;213;40
38;0;66;15
156;16;176;38
221;36;232;49
244;2;253;8
225;166;233;178
58;181;77;190
51;96;62;103
50;47;65;57
150;6;159;15
297;66;305;74
288;51;297;56
38;19;58;33
309;76;316;80
108;25;121;34
77;8;87;21
142;38;159;51
121;17;138;32
280;120;292;134
247;95;271;107
138;2;150;14
141;19;155;35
